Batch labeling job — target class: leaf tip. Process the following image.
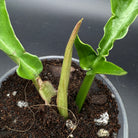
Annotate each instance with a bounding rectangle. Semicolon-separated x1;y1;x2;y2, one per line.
79;18;84;23
121;70;128;75
74;18;83;34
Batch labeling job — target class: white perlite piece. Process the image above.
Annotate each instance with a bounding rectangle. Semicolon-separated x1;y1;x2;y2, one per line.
69;134;74;138
12;91;17;96
111;93;115;98
6;93;10;97
97;129;109;137
94;112;109;126
113;132;117;138
13;119;17;123
17;101;28;108
66;119;76;130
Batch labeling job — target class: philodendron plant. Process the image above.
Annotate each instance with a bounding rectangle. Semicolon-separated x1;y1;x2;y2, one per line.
0;0;138;121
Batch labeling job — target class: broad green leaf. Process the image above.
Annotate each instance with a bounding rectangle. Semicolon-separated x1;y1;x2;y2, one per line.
0;0;24;58
74;35;97;70
92;57;127;75
0;0;43;80
17;52;43;80
75;35;127;75
97;0;138;57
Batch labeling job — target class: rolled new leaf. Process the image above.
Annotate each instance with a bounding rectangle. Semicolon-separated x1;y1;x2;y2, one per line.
57;18;83;118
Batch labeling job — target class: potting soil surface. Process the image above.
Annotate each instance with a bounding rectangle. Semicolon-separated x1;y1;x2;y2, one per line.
0;59;120;138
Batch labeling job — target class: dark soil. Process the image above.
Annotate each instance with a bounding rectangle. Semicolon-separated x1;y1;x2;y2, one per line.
0;59;120;138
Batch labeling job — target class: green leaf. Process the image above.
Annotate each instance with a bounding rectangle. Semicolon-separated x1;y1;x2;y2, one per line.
74;35;97;70
93;57;127;75
75;0;138;112
0;0;25;58
75;36;127;75
97;0;138;57
75;0;138;75
17;52;43;80
0;0;43;80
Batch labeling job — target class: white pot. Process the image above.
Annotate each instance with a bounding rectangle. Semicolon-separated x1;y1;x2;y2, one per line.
0;56;128;138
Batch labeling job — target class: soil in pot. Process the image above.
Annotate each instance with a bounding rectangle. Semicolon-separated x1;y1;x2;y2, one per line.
0;59;120;138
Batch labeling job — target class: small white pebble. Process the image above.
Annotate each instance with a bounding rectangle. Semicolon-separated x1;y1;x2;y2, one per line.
111;93;115;98
69;134;74;138
70;67;75;72
12;91;17;96
113;132;117;138
17;101;28;108
6;93;10;97
66;119;76;130
97;129;109;137
13;119;17;123
94;112;109;126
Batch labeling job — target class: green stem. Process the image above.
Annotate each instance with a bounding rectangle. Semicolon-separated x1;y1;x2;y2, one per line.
75;71;96;112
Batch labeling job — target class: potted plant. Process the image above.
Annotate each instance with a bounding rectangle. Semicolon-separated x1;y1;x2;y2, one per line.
0;0;137;137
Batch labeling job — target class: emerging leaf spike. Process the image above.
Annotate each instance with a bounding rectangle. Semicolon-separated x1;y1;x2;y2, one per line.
57;18;83;118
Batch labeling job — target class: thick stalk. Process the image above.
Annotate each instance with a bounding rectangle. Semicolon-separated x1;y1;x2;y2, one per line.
75;71;96;112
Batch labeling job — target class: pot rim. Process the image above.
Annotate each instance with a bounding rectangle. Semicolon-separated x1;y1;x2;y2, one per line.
0;55;128;138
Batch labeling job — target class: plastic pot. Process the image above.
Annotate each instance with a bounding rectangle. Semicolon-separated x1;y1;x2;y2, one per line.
0;56;128;138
